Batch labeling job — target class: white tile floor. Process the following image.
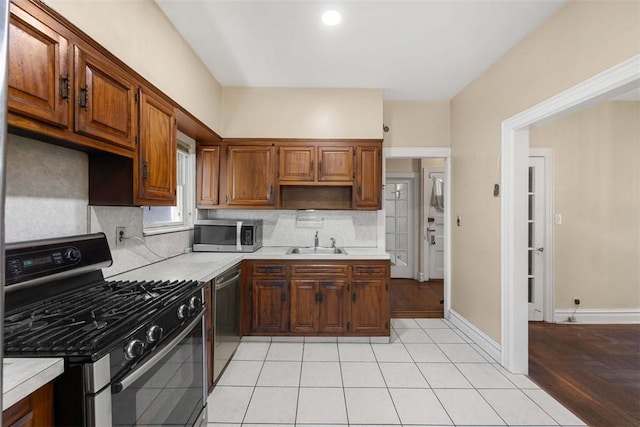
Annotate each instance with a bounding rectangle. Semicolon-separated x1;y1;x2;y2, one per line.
207;318;587;426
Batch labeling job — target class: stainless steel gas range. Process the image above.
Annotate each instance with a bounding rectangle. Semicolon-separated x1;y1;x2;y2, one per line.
4;233;207;427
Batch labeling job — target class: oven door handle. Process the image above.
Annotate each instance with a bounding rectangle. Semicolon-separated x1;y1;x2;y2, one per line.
112;309;204;393
215;272;240;291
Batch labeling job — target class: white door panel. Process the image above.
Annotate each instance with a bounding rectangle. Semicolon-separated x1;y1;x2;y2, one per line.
427;172;445;280
385;177;415;278
528;156;545;321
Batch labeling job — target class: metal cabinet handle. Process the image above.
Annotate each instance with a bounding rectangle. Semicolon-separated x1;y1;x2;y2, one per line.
310;161;314;173
431;235;436;245
142;163;149;180
79;86;88;110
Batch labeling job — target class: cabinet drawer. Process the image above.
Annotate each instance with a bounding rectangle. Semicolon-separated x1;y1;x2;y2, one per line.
351;263;388;277
291;264;348;277
252;263;288;277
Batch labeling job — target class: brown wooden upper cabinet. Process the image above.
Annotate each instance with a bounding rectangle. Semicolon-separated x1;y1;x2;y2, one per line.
224;144;276;207
7;2;70;128
136;89;177;205
196;145;221;208
74;46;137;150
355;143;382;209
278;143;354;184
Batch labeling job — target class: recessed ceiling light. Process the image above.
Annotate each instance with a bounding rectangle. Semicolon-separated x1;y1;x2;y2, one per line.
321;10;341;26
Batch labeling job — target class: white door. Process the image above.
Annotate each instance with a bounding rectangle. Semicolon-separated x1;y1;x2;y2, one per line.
528;157;545;321
427;172;445;280
385;178;414;278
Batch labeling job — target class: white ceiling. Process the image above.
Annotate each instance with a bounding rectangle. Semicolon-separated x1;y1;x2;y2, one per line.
155;0;565;100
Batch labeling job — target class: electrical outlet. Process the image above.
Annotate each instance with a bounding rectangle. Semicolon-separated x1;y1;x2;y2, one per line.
116;227;126;246
574;298;580;306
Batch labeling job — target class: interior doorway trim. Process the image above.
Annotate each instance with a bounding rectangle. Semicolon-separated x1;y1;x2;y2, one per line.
383;147;451;317
501;54;640;374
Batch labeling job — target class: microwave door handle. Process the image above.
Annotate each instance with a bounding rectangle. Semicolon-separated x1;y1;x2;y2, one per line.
236;221;243;251
112;310;204;393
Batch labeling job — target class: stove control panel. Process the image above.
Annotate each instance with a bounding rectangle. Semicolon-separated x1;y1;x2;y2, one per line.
6;245;81;281
5;233;112;288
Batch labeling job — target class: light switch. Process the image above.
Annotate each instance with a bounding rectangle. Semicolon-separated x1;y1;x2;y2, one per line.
554;213;562;225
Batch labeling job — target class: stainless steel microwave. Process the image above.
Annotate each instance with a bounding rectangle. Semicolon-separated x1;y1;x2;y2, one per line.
193;219;263;252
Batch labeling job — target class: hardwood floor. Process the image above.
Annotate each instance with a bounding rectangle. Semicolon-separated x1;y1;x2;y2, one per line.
528;322;640;427
390;278;443;318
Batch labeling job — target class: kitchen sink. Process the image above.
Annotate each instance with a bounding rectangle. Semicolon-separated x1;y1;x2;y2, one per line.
286;246;348;255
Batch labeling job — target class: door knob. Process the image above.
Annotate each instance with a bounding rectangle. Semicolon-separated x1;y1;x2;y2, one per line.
537;247;544;252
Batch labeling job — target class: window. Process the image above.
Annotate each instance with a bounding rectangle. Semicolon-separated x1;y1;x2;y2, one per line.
143;134;195;234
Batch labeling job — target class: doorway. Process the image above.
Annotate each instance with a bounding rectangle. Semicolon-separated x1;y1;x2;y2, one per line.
501;55;639;373
383;147;451;318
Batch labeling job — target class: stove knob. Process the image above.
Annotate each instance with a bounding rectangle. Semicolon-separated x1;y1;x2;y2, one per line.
177;304;190;319
146;325;163;343
189;296;201;310
125;339;145;360
65;248;81;262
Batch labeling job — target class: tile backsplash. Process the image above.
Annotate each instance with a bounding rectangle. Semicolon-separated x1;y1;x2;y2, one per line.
88;206;192;278
206;209;381;248
5;134;88;242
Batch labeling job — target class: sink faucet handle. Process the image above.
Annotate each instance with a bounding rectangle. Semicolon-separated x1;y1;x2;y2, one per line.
330;237;336;248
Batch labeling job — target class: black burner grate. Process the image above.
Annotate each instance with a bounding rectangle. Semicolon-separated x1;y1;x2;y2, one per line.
4;279;200;359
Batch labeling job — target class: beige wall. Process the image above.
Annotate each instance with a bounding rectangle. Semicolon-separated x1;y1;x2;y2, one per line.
43;0;223;133
450;0;640;342
383;101;450;147
222;87;383;139
386;159;421;173
531;101;640;309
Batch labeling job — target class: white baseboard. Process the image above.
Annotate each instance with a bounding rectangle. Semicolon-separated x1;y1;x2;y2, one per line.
554;308;640;324
448;309;501;362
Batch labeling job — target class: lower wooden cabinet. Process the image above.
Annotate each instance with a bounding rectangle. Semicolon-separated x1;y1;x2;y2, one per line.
290;279;350;334
2;382;54;427
251;278;289;334
243;260;389;336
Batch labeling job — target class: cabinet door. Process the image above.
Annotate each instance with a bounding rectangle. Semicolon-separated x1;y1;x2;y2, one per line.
2;382;53;427
351;278;389;335
74;46;136;150
318;280;350;334
137;90;177;205
318;146;354;182
290;279;318;334
196;145;220;207
355;144;382;209
226;145;275;206
8;3;69;127
278;146;316;182
251;279;289;334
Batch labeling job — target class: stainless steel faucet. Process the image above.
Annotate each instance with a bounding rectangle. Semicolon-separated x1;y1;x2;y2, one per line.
314;231;319;248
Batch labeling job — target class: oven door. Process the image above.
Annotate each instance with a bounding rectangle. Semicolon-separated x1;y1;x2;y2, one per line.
110;312;206;427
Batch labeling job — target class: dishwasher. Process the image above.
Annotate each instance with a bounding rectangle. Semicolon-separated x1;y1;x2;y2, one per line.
213;263;242;383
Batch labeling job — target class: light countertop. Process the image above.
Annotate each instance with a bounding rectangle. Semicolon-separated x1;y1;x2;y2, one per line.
109;247;389;283
3;358;64;410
